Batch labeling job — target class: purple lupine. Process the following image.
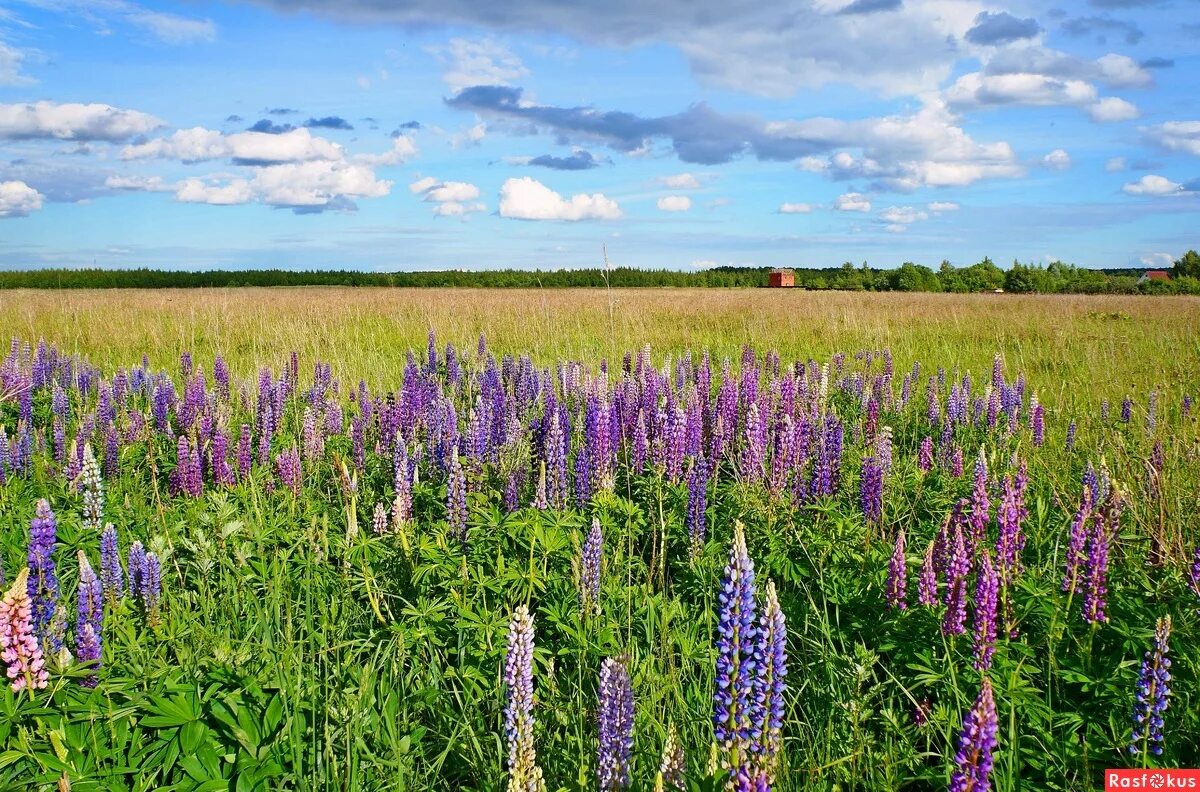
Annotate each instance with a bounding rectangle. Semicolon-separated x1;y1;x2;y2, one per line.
1121;397;1132;423
236;424;253;479
994;466;1027;585
714;523;759;778
949;678;999;792
0;569;49;693
578;518;603;617
972;551;999;672
918;436;934;472
27;499;60;654
597;657;635;791
447;449;468;545
392;439;413;532
100;524;124;602
1031;396;1045;447
968;450;989;554
141;552;162;625
951;447;964;478
942;524;970;637
1188;547;1200;601
1082;497;1117;625
503;605;546;792
685;457;708;559
860;455;884;525
1065;421;1076;451
886;529;907;610
211;429;235;487
127;541;147;599
1062;488;1093;594
275;447;302;496
1130;615;1172;756
740;402;767;483
753;580;787;784
1183;395;1193;418
918;540;939;607
75;551;103;686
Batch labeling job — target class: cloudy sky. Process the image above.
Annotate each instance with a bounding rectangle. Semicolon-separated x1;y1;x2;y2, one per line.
0;0;1197;271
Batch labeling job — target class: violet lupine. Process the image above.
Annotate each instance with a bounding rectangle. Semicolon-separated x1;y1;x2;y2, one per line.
753;580;787;784
27;499;60;654
1031;396;1045;447
1065;421;1076;451
942;524;970;637
686;457;709;559
972;551;1000;672
503;605;546;792
886;530;907;610
918;436;934;472
75;551;103;686
275;447;302;496
1188;547;1200;602
714;523;759;779
579;518;603;618
1121;397;1133;423
0;569;49;693
1061;488;1093;594
597;657;635;791
447;449;468;544
100;523;124;603
236;424;253;479
127;541;147;603
951;447;964;478
657;724;686;791
859;455;883;525
1082;494;1119;625
392;439;413;532
1130;615;1172;757
968;450;989;554
918;540;939;607
948;678;999;792
211;429;235;487
142;552;162;625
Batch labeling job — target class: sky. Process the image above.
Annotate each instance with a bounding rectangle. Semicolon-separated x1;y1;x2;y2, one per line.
0;0;1197;272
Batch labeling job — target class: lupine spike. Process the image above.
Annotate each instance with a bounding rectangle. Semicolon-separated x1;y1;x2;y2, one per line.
597;656;635;791
949;678;999;792
0;569;49;693
503;605;546;792
1130;615;1172;756
714;522;759;781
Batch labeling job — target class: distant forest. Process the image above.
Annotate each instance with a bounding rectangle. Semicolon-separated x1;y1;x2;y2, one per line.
2;251;1199;294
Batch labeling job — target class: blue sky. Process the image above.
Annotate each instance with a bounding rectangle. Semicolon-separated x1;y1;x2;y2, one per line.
0;0;1197;271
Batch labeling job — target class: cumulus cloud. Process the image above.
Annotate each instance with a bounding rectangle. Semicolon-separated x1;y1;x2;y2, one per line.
0;180;43;217
305;115;353;130
247;118;295;134
429;37;528;91
1121;174;1182;196
1060;15;1142;45
964;11;1040;45
105;174;172;191
0;101;163;141
880;205;927;223
657;195;692;211
835;192;871;212
409;176;485;217
778;202;813;213
1043;148;1072;169
175;178;254;205
928;201;959;212
946;69;1139;122
499;176;620;220
983;48;1150;89
527;149;604;170
1143;121;1200;156
174;160;390;210
658;172;703;189
1087;97;1138;122
353;135;418;166
121;127;343;164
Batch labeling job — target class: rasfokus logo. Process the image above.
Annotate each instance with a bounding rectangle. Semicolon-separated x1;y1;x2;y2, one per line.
1106;770;1200;790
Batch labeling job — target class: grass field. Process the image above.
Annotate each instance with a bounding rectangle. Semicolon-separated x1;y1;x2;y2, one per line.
0;287;1197;790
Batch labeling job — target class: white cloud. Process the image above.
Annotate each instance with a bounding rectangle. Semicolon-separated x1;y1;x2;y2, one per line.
426;181;480;202
834;192;871;212
885;223;907;233
408;176;439;194
1042;148;1071;169
432;200;486;217
353;135;418;166
175;178;254;205
173;160;391;208
0;42;34;86
1143;121;1200;156
1139;253;1175;268
778;202;813;213
690;259;720;269
659;172;702;189
1121;175;1182;196
0;101;163;141
880;205;927;224
429;37;528;91
1105;157;1126;172
1088;97;1138;122
657;195;692;212
450;121;487;148
0;180;43;217
928;201;959;212
105;174;172;192
127;10;216;43
409;176;485;217
122;127;343;163
499;176;621;220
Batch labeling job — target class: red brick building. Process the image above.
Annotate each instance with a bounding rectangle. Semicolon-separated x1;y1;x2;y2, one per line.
769;268;795;288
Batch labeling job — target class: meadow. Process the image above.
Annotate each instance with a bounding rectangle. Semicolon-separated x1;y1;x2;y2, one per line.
0;288;1197;790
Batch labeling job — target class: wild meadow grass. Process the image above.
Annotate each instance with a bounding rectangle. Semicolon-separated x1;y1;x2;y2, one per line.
0;287;1197;791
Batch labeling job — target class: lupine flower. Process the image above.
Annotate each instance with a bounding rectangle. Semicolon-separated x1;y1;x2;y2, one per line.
447;449;468;545
142;552;162;625
949;678;999;792
918;540;939;607
968;450;989;554
886;530;907;610
236;424;253;479
918;436;934;472
951;447;964;478
1031;397;1045;447
392;438;413;532
27;499;60;654
753;580;787;784
275;447;302;496
597;657;635;791
0;569;49;693
657;723;687;791
1121;397;1132;423
942;524;970;637
686;457;709;559
859;455;883;525
503;605;546;792
578;518;603;618
81;444;104;530
1065;421;1076;451
75;551;103;686
714;523;759;778
100;524;124;602
1082;495;1118;625
127;541;147;606
372;502;388;535
1130;615;1172;756
1188;547;1200;601
1061;487;1093;594
972;551;999;672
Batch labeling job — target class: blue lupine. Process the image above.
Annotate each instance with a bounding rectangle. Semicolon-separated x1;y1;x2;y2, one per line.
1130;616;1172;757
75;551;103;686
949;678;999;792
579;518;603;617
27;499;60;654
100;524;124;602
686;457;709;559
597;657;634;791
714;523;759;778
752;580;787;785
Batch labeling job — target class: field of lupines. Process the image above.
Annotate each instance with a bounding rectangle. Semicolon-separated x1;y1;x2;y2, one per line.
0;294;1199;790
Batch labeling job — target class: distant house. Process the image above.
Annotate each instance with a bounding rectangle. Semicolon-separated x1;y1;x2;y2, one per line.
769;268;795;288
1138;270;1171;283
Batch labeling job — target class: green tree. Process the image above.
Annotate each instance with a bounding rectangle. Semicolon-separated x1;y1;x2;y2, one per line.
1173;249;1200;279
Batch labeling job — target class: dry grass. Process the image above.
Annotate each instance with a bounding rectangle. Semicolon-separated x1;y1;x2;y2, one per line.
2;287;1197;409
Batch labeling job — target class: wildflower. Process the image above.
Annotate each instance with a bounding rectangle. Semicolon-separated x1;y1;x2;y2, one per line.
447;449;468;544
860;455;884;525
968;450;989;554
81;444;104;531
918;436;934;472
100;524;124;603
142;552;162;625
275;447;301;495
656;723;687;791
1082;495;1119;625
578;519;603;618
27;499;60;654
128;541;147;602
1061;489;1093;594
75;551;103;686
597;657;635;791
686;458;709;559
503;605;546;792
972;551;999;672
886;530;907;610
918;540;939;607
714;523;759;777
942;524;969;637
1065;421;1076;451
392;438;413;531
372;502;388;535
0;569;49;693
949;678;999;792
753;580;787;783
236;424;253;479
1188;547;1200;601
1130;616;1172;757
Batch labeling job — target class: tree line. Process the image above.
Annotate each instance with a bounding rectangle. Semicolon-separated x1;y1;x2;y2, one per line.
1;251;1197;293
